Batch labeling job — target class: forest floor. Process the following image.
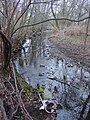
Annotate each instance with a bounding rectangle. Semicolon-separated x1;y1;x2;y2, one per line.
48;28;90;72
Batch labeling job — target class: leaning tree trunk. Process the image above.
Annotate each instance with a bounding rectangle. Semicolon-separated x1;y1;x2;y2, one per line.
0;25;12;120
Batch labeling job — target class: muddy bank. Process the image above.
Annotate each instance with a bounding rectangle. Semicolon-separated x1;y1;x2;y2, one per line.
27;93;54;120
49;37;90;72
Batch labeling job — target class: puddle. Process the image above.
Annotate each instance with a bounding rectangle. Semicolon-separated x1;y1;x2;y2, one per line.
15;36;90;120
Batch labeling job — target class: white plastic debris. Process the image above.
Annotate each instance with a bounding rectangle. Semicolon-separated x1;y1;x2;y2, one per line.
39;100;48;110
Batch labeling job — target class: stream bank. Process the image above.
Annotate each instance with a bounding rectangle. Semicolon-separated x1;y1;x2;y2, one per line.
48;32;90;72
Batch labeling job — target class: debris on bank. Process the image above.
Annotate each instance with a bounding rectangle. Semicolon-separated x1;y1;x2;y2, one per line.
34;84;63;119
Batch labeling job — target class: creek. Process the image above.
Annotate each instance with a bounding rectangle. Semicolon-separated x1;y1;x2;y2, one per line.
15;32;90;120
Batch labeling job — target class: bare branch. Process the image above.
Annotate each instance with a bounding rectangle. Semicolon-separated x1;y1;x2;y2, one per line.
11;0;31;35
5;0;21;34
30;0;60;4
9;106;19;120
12;16;90;35
11;61;33;120
4;0;9;18
7;75;15;95
0;10;7;18
0;98;8;120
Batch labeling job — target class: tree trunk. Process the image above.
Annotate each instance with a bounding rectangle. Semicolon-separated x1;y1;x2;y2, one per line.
0;36;3;70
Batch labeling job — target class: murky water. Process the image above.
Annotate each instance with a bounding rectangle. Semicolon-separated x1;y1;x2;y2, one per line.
15;35;90;120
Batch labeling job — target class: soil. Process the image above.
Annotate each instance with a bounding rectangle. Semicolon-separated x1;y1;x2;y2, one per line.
48;35;90;72
25;92;55;120
28;101;54;120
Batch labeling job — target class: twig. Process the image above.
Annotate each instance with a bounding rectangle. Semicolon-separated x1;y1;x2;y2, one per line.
5;0;21;34
10;0;31;39
19;89;33;120
9;106;19;120
6;75;15;95
37;92;43;102
0;98;8;120
0;10;7;18
11;61;33;120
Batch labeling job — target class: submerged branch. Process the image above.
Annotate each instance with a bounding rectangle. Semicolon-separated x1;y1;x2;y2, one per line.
48;77;79;89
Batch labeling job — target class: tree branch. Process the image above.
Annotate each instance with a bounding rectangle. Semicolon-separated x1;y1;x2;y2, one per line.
0;98;8;120
12;16;90;35
0;10;7;18
11;0;31;37
11;61;33;120
5;0;21;34
9;106;19;120
30;0;60;4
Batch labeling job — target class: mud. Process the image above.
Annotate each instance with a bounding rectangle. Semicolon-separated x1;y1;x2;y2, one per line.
49;36;90;72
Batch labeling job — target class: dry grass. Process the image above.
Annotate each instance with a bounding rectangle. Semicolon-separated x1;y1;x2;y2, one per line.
49;25;90;45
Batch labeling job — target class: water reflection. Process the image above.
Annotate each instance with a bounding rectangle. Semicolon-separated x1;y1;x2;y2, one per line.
15;36;90;120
